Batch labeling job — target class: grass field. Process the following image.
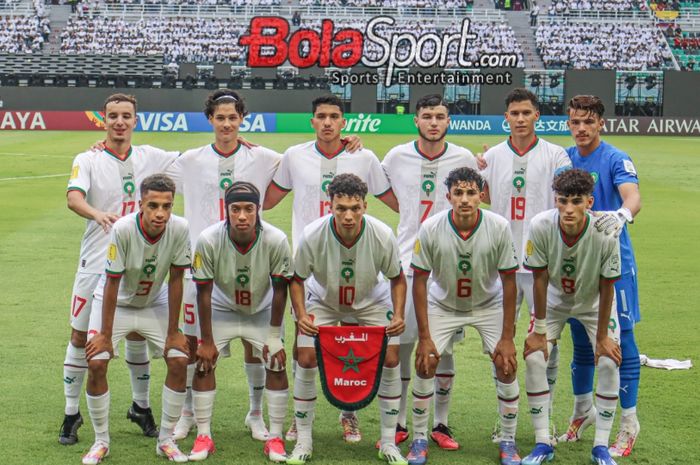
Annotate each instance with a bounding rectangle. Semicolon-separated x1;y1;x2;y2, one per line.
1;131;698;465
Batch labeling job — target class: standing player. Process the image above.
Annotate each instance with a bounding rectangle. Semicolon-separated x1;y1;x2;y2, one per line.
555;95;642;458
409;167;521;465
166;89;283;442
81;174;192;465
287;174;408;465
264;94;398;443
480;88;571;440
381;94;478;450
61;94;180;445
188;182;292;462
521;168;622;465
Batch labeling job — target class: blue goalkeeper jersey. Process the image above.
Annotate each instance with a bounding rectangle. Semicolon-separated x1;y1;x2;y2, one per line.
567;140;638;275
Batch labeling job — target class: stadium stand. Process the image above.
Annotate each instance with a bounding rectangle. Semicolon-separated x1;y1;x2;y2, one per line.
298;0;473;8
535;20;675;69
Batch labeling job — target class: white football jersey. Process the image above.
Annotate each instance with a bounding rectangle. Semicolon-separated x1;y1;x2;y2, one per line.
294;214;402;312
95;212;191;307
482;137;571;269
382;140;478;273
523;209;621;315
192;220;292;315
67;145;180;274
271;141;391;249
166;143;281;245
411;209;519;313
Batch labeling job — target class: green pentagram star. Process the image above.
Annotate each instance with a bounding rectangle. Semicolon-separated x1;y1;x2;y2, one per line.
338;348;365;373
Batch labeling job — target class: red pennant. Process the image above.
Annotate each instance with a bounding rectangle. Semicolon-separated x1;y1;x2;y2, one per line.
314;326;388;411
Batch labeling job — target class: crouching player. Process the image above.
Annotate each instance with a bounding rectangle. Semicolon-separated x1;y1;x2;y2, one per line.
521;169;622;465
409;167;521;465
288;173;408;465
82;174;192;464
189;182;292;462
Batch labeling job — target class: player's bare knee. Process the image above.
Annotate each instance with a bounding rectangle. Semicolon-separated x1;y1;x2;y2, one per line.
70;329;87;347
88;359;109;379
384;346;400;368
495;365;516;384
265;370;289;390
186;336;198;363
296;348;317;368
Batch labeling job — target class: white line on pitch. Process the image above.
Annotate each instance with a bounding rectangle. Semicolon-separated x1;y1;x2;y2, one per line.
0;173;69;182
0;152;73;157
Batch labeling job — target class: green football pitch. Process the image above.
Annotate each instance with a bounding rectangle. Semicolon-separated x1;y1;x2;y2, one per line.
1;131;698;465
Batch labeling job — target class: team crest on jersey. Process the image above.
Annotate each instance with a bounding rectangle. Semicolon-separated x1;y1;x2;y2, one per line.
590;172;599;184
512;176;526;191
193;252;202;271
220;177;233;190
623;160;637;175
70;165;80;180
236;266;251;287
143;264;156;277
341;259;355;282
123;180;135;195
321;172;335;194
458;259;472;275
561;257;576;276
107;243;117;261
526;240;534;257
421;179;435;196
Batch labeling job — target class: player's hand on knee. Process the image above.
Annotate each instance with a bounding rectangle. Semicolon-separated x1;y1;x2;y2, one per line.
386;315;405;337
595;336;622;366
297;314;318;336
264;345;286;372
196;340;219;375
165;332;189;358
237;135;257;148
341;135;363;153
493;337;518;376
524;332;548;360
85;333;113;360
415;338;440;377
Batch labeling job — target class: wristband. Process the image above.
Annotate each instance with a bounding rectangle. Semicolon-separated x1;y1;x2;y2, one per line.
534;318;547;335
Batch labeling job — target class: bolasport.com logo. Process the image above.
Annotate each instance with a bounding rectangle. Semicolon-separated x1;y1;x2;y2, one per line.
239;16;517;86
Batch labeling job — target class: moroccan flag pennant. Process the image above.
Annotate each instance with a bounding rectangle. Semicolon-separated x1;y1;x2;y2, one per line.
314;325;388;411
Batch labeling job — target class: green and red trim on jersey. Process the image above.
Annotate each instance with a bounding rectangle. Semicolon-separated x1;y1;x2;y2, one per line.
271;274;291;283
105;269;125;278
414;140;448;160
498;264;520;274
103;145;133;161
193;276;214;284
600;274;621;283
448;208;482;241
211;142;242;159
507;136;539;157
559;214;590;248
523;263;548;271
172;264;191;269
136;213;165;244
227;227;259;255
293;272;307;282
269;179;292;193
67;186;87;196
330;216;366;249
410;263;431;275
314;142;345;160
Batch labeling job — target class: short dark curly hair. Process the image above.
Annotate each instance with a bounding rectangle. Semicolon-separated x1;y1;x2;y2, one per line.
567;94;605;118
505;87;539;110
327;173;368;201
552;168;595;197
444;167;484;192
